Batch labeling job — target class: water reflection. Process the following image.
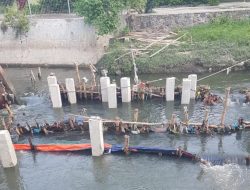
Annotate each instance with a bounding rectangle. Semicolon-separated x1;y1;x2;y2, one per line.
218;136;224;154
1;167;24;190
91;157;110;183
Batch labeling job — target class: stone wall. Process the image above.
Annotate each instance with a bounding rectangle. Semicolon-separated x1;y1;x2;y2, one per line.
130;9;250;32
0;15;108;66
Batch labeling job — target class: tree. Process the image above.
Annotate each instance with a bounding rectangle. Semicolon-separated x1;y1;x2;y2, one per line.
145;0;154;13
124;0;147;13
39;0;75;13
74;0;147;35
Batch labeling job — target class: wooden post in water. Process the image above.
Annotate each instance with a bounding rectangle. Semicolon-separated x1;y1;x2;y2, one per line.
134;109;139;122
183;106;189;125
30;70;36;86
204;109;209;129
204;109;209;122
1;117;7;130
132;108;139;132
89;64;96;100
170;114;177;132
124;135;130;155
38;67;42;80
220;87;231;128
75;63;82;100
59;84;67;100
82;77;88;99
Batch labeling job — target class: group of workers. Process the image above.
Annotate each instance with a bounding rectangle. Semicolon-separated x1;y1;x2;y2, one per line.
13;116;88;137
195;85;222;105
8;111;250;138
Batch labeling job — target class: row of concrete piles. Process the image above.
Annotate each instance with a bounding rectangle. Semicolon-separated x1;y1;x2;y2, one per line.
47;74;198;108
0;116;106;168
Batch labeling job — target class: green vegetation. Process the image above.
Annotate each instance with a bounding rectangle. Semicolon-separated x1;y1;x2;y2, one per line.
74;0;147;35
74;0;124;35
97;18;250;74
0;5;29;38
73;0;220;33
180;17;250;45
0;0;14;13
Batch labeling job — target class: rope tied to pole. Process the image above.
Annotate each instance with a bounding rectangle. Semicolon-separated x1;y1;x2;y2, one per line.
197;59;250;82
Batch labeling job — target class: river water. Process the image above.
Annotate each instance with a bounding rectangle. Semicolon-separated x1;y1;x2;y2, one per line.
0;68;250;190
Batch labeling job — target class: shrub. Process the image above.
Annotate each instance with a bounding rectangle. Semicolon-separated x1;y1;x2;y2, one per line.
1;5;29;38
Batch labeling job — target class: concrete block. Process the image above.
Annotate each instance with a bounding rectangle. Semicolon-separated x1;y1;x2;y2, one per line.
108;84;117;108
65;78;77;104
49;84;62;108
188;74;197;99
47;75;57;86
89;116;104;156
0;130;17;168
100;77;110;102
166;77;175;101
181;78;191;104
120;77;131;103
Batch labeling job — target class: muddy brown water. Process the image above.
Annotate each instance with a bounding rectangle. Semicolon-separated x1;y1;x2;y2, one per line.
0;68;250;190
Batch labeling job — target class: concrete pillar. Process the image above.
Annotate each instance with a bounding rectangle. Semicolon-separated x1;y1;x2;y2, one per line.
100;77;110;102
49;84;62;108
188;74;197;99
65;78;77;104
120;77;131;103
47;75;57;86
181;78;191;104
165;77;175;101
89;116;104;156
108;84;117;108
0;130;17;168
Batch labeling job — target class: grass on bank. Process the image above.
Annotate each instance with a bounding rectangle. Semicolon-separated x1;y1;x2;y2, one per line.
180;17;250;45
97;17;250;74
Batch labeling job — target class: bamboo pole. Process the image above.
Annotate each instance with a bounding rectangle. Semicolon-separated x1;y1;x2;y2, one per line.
220;87;231;127
149;33;187;58
75;115;162;126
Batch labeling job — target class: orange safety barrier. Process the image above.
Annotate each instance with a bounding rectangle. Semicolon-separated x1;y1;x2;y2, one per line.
14;144;112;152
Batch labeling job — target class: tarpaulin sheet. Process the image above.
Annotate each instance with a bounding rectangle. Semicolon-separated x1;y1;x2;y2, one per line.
14;143;112;152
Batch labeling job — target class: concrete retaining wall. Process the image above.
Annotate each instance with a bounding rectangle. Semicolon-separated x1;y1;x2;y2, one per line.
0;15;108;66
130;9;250;32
